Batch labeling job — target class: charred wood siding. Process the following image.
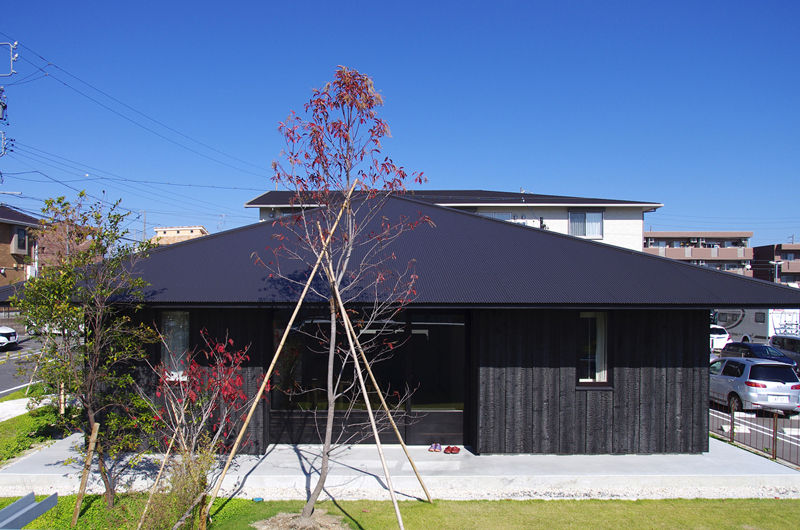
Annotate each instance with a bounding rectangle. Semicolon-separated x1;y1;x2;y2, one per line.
188;308;272;455
472;309;708;455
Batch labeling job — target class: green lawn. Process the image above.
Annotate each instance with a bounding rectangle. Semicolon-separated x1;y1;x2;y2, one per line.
2;496;799;529
0;405;60;463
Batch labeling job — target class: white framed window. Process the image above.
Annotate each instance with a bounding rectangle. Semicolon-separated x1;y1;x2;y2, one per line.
568;211;603;239
161;311;190;377
577;312;607;384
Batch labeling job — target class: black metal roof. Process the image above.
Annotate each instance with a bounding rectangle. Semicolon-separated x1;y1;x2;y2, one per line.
0;205;40;227
133;196;800;308
244;189;662;209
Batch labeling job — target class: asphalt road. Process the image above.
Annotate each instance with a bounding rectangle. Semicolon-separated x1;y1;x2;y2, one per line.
0;336;43;397
710;406;800;466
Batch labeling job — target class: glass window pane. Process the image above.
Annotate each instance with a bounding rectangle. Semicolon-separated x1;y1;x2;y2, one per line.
578;312;607;383
585;212;603;238
161;311;190;372
569;212;586;236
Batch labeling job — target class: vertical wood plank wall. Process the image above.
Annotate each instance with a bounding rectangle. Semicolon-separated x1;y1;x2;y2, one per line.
472;309;709;455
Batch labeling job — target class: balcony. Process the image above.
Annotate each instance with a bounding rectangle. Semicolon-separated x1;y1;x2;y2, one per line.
643;247;753;260
782;260;800;274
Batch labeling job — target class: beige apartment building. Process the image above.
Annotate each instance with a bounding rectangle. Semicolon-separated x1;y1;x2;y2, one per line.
151;226;209;246
643;231;753;277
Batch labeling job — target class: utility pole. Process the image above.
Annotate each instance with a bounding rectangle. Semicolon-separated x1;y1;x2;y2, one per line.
1;39;18;159
141;210;146;242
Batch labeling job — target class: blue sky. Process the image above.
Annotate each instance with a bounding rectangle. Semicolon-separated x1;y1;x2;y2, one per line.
1;1;798;245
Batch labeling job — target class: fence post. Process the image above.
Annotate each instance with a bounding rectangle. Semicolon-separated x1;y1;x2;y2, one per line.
772;411;778;460
729;406;735;443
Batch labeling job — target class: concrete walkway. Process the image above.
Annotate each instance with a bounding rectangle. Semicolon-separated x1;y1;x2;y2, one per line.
0;398;36;423
1;434;799;501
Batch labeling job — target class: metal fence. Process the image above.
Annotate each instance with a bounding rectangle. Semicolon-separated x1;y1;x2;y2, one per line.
709;401;800;466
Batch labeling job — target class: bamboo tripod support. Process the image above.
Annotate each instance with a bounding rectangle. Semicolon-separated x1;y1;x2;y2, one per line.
136;429;178;530
72;422;100;527
200;182;358;527
326;259;404;529
335;284;433;503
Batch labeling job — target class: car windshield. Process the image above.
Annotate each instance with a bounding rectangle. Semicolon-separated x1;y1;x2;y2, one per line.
749;344;787;358
749;365;799;383
710;327;727;336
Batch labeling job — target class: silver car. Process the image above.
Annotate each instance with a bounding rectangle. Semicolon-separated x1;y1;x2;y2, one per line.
710;357;800;413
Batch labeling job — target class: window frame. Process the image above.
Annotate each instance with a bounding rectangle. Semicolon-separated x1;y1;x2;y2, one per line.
568;210;604;240
160;310;190;380
576;311;610;387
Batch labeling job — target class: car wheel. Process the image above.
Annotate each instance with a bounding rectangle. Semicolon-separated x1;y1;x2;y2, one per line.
742;336;750;343
728;394;743;412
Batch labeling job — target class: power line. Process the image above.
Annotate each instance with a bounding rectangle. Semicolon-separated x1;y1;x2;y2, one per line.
1;33;271;180
15;55;269;179
0;33;269;173
5;154;254;224
7;148;254;219
13;143;264;191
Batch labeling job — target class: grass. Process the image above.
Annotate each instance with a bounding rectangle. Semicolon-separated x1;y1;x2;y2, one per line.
1;496;799;529
0;405;60;463
0;383;47;403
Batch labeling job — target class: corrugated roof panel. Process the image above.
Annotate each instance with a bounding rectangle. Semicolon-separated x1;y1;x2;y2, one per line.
134;196;800;308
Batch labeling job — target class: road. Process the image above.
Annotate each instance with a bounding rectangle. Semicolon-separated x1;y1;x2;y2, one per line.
710;406;800;466
0;336;43;397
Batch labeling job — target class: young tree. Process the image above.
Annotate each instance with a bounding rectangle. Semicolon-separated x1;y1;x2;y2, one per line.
265;66;427;520
137;331;254;529
12;192;157;507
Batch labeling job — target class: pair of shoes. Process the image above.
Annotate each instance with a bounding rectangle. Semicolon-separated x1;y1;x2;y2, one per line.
444;446;461;454
428;442;442;452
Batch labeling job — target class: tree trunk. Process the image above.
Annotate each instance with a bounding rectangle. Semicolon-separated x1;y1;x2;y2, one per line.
301;302;338;518
96;443;115;508
87;408;115;508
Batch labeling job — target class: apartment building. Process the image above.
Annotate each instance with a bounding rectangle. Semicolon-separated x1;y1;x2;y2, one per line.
245;190;662;251
0;205;39;286
151;226;209;246
643;231;753;277
753;243;800;287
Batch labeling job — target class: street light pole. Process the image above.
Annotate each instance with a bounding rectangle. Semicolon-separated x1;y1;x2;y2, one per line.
769;260;784;283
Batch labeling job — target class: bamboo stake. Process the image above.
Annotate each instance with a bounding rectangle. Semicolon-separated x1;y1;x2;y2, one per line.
327;264;404;529
72;421;100;527
136;429;178;530
200;182;358;527
338;294;433;503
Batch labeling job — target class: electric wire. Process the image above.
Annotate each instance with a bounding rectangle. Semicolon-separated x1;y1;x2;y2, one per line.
12;53;269;180
8;148;254;220
14;143;264;192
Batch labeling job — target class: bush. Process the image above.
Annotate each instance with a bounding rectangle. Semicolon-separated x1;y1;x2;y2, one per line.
139;439;216;529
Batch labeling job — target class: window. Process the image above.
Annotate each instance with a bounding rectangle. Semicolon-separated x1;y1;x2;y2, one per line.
755;312;766;323
568;211;603;239
709;360;723;375
15;227;27;251
721;361;744;378
161;311;190;375
577;312;607;384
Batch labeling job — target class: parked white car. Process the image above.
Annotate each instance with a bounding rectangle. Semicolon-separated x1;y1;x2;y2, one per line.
0;326;18;349
710;325;731;353
710;357;800;413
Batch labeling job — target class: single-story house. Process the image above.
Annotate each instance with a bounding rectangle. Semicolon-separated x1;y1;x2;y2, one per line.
127;195;800;455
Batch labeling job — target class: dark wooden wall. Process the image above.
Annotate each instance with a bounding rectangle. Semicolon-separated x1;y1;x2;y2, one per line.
139;308;272;455
471;309;709;455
